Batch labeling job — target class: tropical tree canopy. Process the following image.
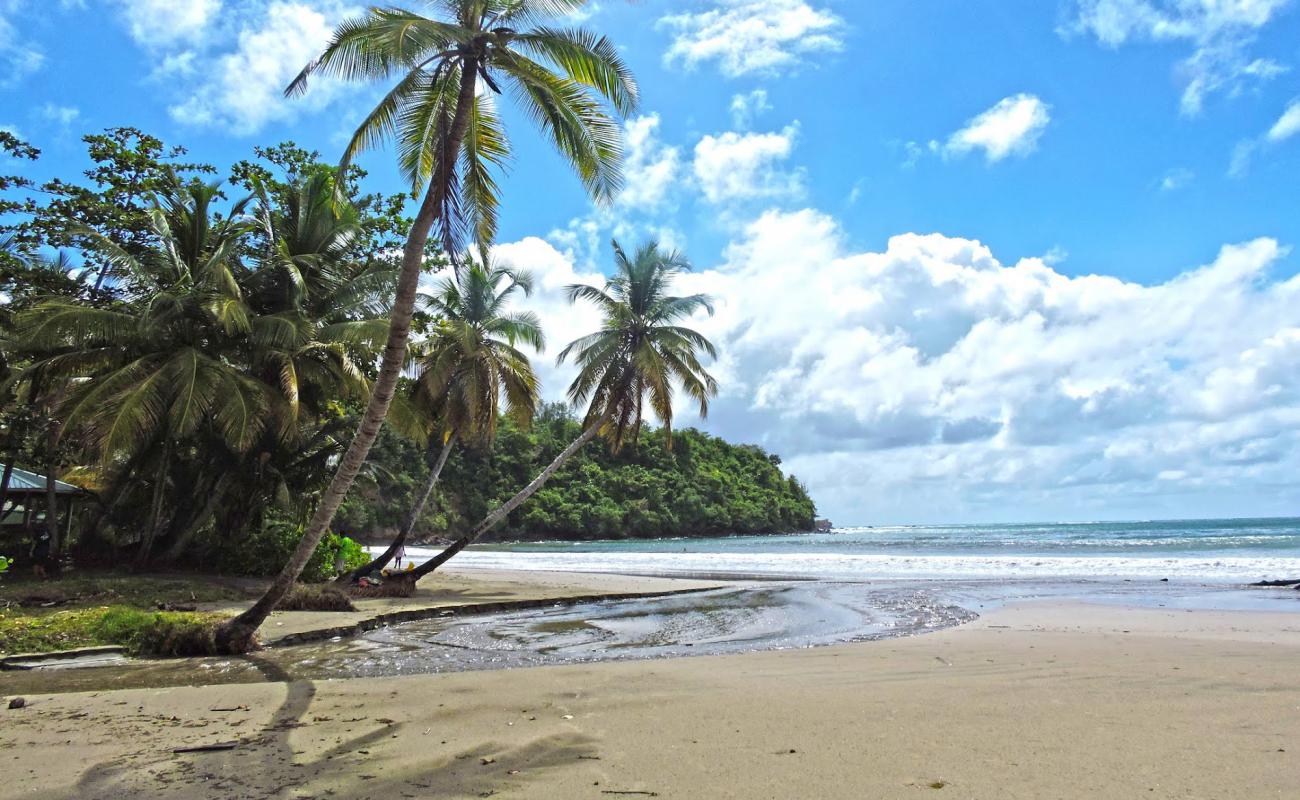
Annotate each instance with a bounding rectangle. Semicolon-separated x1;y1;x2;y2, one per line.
416;260;544;445
559;239;719;451
400;237;720;580
288;0;638;260
6;168;396;565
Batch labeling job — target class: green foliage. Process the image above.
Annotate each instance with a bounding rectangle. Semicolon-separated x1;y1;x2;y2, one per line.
559;239;718;451
207;511;367;582
0;555;11;574
0;605;226;656
4;130;419;567
292;0;637;257
350;404;815;542
92;607;223;656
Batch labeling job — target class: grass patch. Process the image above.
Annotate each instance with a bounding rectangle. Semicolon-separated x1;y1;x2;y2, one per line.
275;584;356;612
0;605;228;656
0;573;256;610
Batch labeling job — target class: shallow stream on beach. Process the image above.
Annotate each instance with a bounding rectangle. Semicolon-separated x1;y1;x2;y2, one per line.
7;575;1297;696
8;581;974;694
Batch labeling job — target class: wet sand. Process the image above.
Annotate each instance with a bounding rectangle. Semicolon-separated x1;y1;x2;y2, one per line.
2;571;1298;799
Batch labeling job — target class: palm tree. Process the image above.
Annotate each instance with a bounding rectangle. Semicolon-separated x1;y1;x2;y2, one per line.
12;176;389;568
405;239;717;580
13;181;270;565
347;260;543;581
217;0;636;651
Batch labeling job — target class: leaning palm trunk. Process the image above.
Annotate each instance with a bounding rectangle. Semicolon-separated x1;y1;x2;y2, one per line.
213;66;482;654
403;417;608;583
342;436;455;583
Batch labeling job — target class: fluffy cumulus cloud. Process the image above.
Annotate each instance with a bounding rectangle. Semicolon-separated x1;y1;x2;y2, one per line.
943;94;1051;162
616;114;684;212
658;0;844;78
114;0;221;47
103;1;360;134
169;1;359;134
1067;0;1292;115
692;124;805;203
0;0;44;87
498;208;1300;522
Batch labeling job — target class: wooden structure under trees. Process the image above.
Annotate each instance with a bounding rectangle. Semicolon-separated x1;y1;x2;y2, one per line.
0;464;83;559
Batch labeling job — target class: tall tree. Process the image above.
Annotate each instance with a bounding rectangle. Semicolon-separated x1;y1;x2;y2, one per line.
402;239;718;582
217;0;637;651
12;175;387;567
348;261;543;581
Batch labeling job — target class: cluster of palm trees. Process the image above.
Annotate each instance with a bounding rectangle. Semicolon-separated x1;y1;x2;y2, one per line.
10;172;394;568
10;0;721;655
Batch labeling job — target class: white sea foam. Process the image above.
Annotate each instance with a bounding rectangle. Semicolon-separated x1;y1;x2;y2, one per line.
393;547;1297;583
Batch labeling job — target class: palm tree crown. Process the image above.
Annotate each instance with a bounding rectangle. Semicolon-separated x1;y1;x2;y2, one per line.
559;239;719;450
416;260;544;445
289;0;638;259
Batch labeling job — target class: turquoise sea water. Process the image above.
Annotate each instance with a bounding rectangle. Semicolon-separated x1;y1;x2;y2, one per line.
403;517;1300;582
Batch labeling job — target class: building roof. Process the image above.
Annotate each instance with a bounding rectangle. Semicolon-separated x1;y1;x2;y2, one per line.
2;465;83;495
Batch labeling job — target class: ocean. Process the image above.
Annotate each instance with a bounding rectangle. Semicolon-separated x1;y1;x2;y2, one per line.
407;517;1300;583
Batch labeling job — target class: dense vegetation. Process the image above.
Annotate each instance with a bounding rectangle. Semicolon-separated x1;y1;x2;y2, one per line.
0;127;817;577
338;404;816;542
0;1;819;652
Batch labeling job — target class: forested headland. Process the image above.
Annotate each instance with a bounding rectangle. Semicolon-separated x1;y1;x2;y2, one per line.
338;403;817;544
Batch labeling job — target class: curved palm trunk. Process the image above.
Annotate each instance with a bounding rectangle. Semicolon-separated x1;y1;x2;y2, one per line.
341;435;454;583
214;64;481;654
404;417;607;583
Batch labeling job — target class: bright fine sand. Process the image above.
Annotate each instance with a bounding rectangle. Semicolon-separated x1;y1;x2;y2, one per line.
2;571;1297;799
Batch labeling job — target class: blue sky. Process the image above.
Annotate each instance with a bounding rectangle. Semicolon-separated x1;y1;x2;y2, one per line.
5;1;1300;525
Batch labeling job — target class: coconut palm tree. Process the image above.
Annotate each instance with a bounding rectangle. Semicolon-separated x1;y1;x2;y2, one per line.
218;0;636;651
404;239;717;580
12;176;389;567
347;260;543;581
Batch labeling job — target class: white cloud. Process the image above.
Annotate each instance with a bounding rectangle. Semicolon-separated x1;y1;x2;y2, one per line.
658;0;844;78
0;1;44;87
114;0;220;47
729;89;772;128
1228;95;1300;176
168;1;358;135
502;209;1300;522
1068;0;1292;115
617;114;684;212
1266;98;1300;142
692;124;805;203
1159;166;1194;190
1229;138;1256;176
942;94;1051;162
40;103;80;127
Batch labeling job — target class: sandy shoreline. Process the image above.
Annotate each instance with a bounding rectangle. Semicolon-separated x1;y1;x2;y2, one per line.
2;569;1297;799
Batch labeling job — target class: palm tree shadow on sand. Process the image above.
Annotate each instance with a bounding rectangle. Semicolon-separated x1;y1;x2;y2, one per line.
67;657;599;799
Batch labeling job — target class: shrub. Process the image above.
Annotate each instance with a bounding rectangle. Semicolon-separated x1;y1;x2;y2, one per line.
275;583;357;612
94;607;223;656
0;556;11;575
0;606;226;657
208;509;369;582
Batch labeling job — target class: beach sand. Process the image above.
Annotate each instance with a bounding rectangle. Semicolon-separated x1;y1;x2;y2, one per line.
2;570;1297;799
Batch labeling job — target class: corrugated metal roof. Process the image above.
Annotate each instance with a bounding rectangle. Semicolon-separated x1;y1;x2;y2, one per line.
2;465;82;494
